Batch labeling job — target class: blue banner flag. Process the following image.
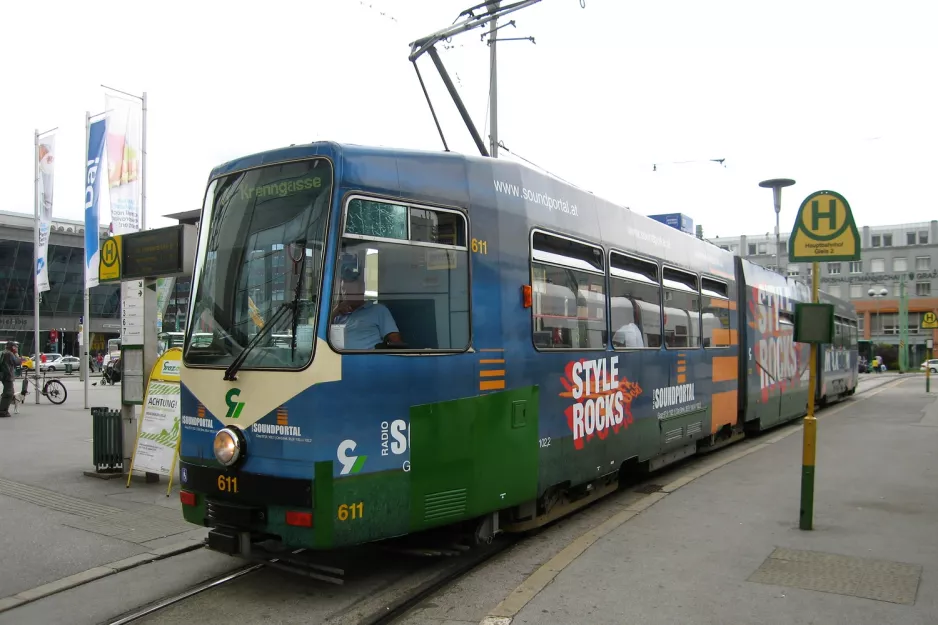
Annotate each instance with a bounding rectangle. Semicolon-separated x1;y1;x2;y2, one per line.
85;119;107;289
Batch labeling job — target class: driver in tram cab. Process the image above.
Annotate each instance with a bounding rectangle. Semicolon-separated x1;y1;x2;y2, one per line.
330;252;402;350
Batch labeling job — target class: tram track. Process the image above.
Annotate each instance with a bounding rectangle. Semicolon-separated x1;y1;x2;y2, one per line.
103;376;893;625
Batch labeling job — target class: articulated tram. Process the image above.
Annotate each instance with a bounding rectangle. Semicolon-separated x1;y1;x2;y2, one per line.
178;142;857;555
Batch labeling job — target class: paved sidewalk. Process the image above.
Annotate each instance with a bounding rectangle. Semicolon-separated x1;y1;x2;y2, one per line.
0;376;204;605
499;377;938;625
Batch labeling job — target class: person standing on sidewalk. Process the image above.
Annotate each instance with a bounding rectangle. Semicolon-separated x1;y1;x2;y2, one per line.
0;341;17;417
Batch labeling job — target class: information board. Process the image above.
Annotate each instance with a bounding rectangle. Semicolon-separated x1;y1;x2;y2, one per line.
128;348;182;480
121;226;185;280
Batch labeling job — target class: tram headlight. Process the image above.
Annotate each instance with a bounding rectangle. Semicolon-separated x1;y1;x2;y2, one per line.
213;427;243;467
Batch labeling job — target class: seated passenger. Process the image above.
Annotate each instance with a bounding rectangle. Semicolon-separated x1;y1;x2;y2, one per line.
613;307;645;348
331;262;402;350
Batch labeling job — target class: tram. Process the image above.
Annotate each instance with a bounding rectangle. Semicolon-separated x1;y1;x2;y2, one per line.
178;142;858;555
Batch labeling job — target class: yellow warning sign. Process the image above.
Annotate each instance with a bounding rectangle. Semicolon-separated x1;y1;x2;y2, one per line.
99;236;122;282
923;311;938;330
788;190;861;262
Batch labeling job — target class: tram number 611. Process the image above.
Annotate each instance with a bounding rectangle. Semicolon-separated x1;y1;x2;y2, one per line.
471;238;488;254
338;502;364;521
217;475;238;493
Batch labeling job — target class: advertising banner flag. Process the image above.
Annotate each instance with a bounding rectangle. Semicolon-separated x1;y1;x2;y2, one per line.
36;135;56;293
156;277;175;317
85;120;107;289
105;95;142;234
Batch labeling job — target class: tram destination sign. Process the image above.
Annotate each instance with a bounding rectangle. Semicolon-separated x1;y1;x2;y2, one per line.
121;225;197;281
789;190;861;263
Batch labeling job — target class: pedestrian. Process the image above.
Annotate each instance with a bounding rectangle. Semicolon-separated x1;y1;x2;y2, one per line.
0;341;18;418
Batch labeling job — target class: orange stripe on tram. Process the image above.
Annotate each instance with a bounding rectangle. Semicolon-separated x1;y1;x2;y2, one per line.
711;329;739;346
711;356;738;383
711;390;738;433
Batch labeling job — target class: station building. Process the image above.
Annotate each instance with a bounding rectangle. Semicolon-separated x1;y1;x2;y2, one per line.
713;220;938;366
0;210;192;357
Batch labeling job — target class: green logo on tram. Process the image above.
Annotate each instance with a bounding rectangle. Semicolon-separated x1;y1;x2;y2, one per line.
225;388;245;419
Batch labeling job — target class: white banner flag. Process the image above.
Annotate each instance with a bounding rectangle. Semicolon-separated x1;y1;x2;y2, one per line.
105;95;142;234
36;135;56;293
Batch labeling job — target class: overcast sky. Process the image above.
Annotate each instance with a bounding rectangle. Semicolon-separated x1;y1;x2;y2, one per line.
2;0;936;240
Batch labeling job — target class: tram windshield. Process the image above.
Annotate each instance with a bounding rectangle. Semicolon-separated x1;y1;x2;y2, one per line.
184;158;332;369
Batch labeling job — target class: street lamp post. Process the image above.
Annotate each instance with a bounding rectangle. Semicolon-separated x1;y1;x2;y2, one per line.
869;287;889;369
759;178;796;273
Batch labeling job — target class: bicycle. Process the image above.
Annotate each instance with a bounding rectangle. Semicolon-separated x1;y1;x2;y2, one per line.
12;370;67;411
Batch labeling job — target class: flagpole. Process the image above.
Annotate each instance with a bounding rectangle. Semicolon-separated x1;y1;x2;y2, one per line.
141;91;147;231
83;111;91;409
33;129;40;404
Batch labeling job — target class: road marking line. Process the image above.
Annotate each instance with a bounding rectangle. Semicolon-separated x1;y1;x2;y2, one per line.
479;376;908;624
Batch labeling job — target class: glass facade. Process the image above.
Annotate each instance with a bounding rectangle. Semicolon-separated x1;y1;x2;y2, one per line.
0;239;120;356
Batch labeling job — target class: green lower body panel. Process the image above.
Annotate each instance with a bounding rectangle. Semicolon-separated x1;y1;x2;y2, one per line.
408;386;539;531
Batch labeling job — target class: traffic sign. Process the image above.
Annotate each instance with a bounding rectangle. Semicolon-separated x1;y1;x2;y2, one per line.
788;190;861;262
923;311;938;329
99;236;123;282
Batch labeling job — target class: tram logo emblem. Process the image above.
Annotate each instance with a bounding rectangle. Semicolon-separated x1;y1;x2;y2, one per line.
559;356;642;450
337;439;367;475
225;388;245;419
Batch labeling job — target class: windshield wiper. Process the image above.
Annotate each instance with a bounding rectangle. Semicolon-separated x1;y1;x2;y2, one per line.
223;301;294;381
289;241;308;361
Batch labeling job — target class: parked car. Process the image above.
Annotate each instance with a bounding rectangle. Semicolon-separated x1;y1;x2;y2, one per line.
920;359;938;374
40;355;79;372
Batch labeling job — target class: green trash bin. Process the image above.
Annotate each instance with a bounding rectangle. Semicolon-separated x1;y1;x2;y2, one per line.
66;363;73;375
91;407;123;473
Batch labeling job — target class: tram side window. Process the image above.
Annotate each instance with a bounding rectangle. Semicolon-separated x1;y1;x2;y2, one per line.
330;198;470;351
701;277;731;348
662;268;700;348
834;318;845;348
609;252;661;348
849;320;859;348
531;232;605;350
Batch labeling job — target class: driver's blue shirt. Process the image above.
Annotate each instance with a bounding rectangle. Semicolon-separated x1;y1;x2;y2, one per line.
332;301;398;349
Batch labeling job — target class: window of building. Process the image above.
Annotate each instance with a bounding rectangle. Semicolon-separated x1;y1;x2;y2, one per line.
331;197;470;352
916;257;931;271
849;261;862;273
858;316;865;333
701;277;730;348
827;285;842;298
827;263;841;275
920;231;929;245
907;232;917;246
893;282;902;297
787;267;799;277
757;243;767;255
893;257;908;272
849;284;863;298
662;267;700;348
748;244;756;255
720;245;729;251
531;231;605;350
883;234;893;247
872;235;881;247
870;258;885;273
610;253;661;349
916;282;932;297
